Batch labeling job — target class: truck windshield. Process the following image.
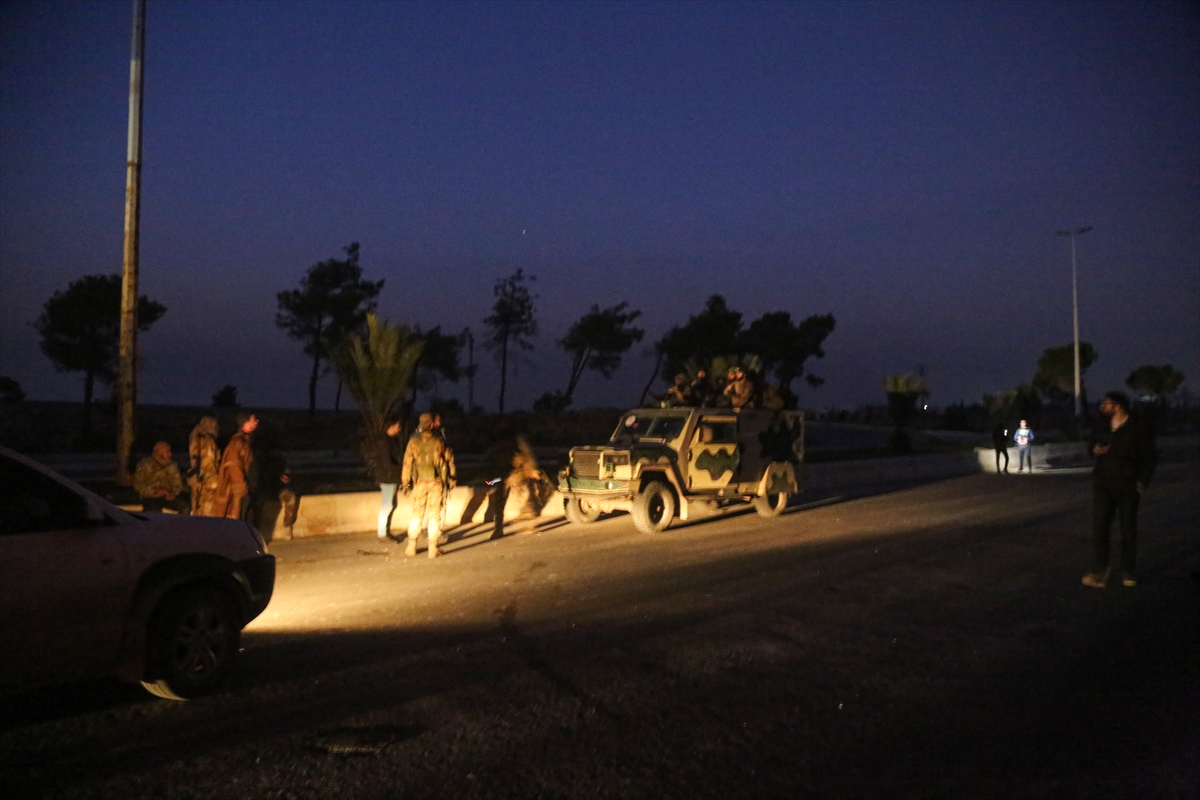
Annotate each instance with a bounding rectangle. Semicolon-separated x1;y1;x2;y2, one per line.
613;413;688;442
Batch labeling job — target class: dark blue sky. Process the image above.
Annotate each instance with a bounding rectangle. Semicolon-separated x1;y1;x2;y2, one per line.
2;0;1197;413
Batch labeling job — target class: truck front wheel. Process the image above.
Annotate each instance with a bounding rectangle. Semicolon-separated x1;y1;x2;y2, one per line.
632;481;676;534
565;496;602;524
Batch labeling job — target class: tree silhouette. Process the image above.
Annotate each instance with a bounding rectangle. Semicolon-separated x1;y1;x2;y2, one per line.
483;268;537;414
35;274;166;438
409;325;465;411
1033;341;1098;408
211;385;239;408
1125;364;1184;400
984;385;1042;425
276;243;383;417
739;311;836;408
651;296;836;409
558;302;644;406
1127;364;1185;427
0;376;25;403
655;295;743;383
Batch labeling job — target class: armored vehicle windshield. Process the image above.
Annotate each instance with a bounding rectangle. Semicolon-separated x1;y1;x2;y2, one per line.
612;412;689;442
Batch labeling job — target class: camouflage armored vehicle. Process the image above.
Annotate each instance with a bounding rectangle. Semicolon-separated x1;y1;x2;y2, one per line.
557;407;804;534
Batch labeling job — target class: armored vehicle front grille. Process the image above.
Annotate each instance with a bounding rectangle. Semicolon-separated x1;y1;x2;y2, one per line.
571;453;603;480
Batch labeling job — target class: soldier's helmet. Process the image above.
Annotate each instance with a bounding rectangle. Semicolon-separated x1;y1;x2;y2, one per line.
418;413;434;431
674;373;688;385
727;367;740;378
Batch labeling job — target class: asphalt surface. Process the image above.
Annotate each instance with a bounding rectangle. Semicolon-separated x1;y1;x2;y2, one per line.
3;450;1198;800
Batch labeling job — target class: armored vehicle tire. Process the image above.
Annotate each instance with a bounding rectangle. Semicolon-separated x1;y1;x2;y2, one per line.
754;491;789;518
565;496;602;524
632;481;676;534
141;584;241;700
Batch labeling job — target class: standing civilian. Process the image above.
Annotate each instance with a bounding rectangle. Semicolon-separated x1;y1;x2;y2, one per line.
1082;391;1157;588
371;419;403;542
1013;420;1035;472
991;423;1010;474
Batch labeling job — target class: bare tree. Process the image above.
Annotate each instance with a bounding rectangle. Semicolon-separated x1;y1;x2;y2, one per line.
276;243;383;417
483;269;537;414
35;274;166;439
558;302;644;406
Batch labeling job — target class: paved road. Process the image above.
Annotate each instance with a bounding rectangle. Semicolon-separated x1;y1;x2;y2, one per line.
3;451;1198;799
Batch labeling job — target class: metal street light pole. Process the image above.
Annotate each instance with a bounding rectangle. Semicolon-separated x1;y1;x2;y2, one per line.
1055;226;1092;422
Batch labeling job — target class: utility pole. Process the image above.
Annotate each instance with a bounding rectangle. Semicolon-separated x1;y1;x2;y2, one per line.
116;0;146;485
1055;226;1092;423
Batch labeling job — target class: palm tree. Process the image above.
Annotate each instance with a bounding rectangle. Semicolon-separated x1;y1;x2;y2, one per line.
333;314;426;450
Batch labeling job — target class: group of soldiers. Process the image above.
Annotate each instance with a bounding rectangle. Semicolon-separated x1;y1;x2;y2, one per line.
187;411;261;519
663;366;754;410
131;411;262;520
379;412;553;560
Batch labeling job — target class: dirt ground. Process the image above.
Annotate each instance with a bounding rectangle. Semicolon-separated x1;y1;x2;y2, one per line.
2;447;1197;799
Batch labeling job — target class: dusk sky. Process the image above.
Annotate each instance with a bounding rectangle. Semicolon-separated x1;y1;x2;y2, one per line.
2;0;1197;414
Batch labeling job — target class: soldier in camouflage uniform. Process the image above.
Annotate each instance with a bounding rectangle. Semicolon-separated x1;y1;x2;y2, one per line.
133;441;187;513
506;436;552;521
188;416;221;516
402;413;449;558
723;367;754;410
432;414;458;528
214;411;258;520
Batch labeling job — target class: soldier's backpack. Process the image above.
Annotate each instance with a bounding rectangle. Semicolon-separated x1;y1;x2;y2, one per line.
413;435;445;482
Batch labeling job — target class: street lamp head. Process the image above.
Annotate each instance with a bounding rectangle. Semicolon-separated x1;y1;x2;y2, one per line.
1055;226;1093;237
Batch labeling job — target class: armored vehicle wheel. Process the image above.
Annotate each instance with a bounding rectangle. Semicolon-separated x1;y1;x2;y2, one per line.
632;481;676;534
754;491;789;518
565;496;602;524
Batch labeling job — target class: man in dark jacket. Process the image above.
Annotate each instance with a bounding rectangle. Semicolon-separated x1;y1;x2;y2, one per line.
372;419;403;541
991;423;1009;474
1082;391;1157;588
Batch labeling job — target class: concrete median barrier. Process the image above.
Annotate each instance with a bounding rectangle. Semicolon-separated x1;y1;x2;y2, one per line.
270;485;566;541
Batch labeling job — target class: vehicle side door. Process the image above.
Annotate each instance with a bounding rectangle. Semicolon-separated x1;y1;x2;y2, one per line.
686;415;739;492
0;457;130;689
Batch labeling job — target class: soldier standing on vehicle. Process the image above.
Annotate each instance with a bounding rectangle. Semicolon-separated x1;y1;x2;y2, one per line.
665;373;691;406
723;367;754;410
214;411;258;520
689;369;711;406
402;413;450;558
188;416;221;516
